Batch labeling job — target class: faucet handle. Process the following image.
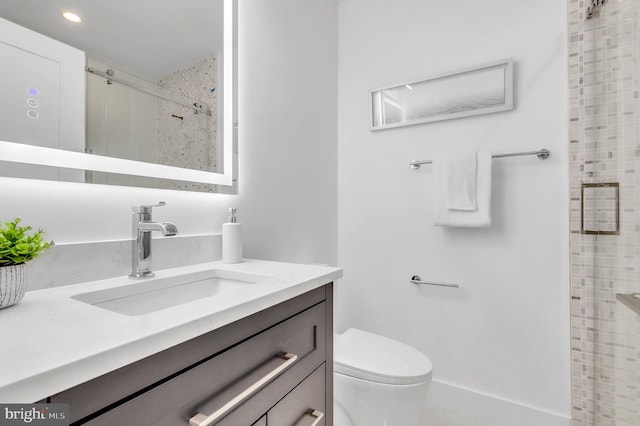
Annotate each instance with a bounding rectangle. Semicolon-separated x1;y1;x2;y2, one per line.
132;201;166;214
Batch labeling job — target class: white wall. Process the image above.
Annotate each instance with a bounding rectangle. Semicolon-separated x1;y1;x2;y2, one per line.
337;0;570;423
234;0;338;265
0;0;337;281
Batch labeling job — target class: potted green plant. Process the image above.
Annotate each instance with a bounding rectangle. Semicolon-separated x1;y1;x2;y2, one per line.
0;218;53;309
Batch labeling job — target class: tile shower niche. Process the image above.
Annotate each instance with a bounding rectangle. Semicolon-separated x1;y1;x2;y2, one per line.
580;182;620;236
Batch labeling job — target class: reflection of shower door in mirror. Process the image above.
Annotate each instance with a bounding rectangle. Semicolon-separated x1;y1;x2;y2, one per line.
0;0;235;193
85;57;218;191
0;17;85;182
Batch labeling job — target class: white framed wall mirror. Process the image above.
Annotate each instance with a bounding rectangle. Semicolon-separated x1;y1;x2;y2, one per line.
0;0;237;193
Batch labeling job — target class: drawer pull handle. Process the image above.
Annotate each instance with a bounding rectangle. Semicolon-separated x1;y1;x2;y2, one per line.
189;353;298;426
297;409;324;426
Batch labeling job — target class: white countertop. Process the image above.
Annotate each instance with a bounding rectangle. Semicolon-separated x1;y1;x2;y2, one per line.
0;259;342;402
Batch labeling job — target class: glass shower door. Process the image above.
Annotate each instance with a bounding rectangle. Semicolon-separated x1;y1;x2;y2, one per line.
583;0;640;424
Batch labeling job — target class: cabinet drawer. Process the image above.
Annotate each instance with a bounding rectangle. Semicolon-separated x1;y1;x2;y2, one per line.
252;415;266;426
84;302;326;426
52;286;328;424
268;364;326;426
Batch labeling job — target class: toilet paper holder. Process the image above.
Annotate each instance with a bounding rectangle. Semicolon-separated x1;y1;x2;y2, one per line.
410;275;459;288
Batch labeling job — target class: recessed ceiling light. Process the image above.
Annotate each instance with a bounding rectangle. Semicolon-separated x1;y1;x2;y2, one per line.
61;11;83;23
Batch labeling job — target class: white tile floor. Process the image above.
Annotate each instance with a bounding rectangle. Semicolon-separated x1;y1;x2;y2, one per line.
422;403;493;426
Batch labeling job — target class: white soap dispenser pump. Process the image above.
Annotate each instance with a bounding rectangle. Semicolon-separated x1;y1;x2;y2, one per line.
222;207;242;264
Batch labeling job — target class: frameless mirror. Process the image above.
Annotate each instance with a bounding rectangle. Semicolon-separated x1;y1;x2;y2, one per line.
0;0;236;192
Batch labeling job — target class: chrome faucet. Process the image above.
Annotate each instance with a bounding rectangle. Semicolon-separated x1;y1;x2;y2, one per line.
130;202;178;279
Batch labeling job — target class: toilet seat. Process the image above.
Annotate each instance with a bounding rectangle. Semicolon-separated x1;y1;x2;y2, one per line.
334;328;433;385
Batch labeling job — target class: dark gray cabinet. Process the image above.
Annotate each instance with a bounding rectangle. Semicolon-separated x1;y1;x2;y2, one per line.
252;415;267;426
267;364;326;426
49;284;333;426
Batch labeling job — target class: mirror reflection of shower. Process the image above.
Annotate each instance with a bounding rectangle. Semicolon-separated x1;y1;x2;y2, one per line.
85;57;219;191
0;0;231;193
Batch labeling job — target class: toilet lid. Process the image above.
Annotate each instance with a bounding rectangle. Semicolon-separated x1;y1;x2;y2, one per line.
334;328;433;385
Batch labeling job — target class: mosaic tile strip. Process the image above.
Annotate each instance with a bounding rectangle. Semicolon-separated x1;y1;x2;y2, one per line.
569;0;640;425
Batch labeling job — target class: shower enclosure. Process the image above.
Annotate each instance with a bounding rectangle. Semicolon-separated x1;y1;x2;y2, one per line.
569;0;640;424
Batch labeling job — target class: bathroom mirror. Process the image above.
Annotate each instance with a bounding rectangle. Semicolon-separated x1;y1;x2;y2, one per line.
0;0;236;192
371;59;513;131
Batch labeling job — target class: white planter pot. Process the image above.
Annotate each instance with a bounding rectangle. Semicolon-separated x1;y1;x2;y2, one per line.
0;264;26;309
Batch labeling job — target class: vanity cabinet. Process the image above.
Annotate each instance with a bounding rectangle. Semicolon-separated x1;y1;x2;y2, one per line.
49;284;333;426
252;416;267;426
266;364;326;425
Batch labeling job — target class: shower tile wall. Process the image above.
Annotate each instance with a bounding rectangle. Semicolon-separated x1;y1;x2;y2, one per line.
158;56;218;192
568;0;640;425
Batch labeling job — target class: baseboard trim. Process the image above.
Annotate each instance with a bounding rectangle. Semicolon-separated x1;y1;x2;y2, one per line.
429;380;571;426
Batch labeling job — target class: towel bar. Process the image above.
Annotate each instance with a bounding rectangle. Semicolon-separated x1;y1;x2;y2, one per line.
409;148;550;170
411;275;459;288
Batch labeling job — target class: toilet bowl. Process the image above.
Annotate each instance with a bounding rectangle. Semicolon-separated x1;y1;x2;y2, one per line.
333;328;433;426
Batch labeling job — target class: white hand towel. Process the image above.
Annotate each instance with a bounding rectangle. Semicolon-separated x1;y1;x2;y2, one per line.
433;152;492;227
444;152;478;211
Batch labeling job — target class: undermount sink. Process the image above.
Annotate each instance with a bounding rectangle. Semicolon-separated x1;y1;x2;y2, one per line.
71;269;275;316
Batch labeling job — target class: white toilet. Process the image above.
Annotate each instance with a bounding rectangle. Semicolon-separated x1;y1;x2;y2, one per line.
333;328;433;426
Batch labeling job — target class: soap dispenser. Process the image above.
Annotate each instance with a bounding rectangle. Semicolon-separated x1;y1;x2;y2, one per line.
222;207;242;263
